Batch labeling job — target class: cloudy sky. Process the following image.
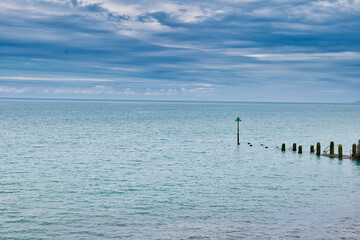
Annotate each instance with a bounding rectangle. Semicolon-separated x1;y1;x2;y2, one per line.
0;0;359;102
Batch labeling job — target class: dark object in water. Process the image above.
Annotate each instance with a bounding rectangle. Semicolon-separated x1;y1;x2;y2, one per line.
316;142;321;156
248;142;250;145
250;145;252;147
260;144;264;146
310;145;314;153
338;144;343;159
352;144;357;159
265;146;268;149
236;117;241;145
330;141;334;155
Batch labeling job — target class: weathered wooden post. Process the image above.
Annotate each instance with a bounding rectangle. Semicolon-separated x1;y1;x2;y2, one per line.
235;117;241;145
316;142;321;156
338;144;343;159
292;143;297;152
330;141;334;155
298;145;302;154
352;144;357;159
282;143;286;152
310;145;314;153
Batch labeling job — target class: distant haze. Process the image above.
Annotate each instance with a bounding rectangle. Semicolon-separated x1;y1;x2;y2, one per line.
0;0;359;102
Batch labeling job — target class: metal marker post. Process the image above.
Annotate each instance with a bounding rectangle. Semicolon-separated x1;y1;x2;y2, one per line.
235;117;241;145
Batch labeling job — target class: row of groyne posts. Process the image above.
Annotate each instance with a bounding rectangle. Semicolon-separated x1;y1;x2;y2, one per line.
235;116;360;161
281;140;360;160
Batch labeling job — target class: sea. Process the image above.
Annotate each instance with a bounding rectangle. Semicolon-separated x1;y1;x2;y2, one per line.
1;99;360;239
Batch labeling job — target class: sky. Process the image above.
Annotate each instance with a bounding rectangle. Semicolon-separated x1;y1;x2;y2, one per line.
0;0;359;102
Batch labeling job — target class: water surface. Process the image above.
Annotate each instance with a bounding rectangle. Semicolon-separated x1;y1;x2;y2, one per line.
1;100;360;239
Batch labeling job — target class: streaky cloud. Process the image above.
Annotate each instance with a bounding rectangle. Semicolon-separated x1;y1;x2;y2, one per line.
0;0;359;102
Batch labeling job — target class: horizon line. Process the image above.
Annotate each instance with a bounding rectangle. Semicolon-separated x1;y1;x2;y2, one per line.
0;97;358;105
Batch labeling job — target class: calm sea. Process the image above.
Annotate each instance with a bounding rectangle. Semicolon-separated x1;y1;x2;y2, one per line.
1;100;360;239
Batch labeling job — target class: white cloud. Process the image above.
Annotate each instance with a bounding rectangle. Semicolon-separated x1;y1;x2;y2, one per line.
181;87;215;96
144;87;216;97
251;7;279;18
78;1;223;23
145;88;178;96
245;0;360;24
154;3;223;23
245;52;360;61
0;76;114;82
289;0;360;22
0;0;225;41
117;17;173;38
0;86;29;93
52;85;136;95
0;0;75;16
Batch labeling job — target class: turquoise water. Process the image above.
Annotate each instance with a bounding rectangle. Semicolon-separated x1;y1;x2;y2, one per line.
1;100;360;239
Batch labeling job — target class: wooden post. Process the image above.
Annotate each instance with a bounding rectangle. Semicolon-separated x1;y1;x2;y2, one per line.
310;145;314;153
316;142;321;156
352;144;357;159
298;145;302;154
338;144;343;159
292;143;297;152
330;141;334;155
358;139;360;155
282;143;286;152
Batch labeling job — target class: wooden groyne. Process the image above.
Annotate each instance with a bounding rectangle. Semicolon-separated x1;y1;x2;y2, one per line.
280;140;360;160
234;118;360;161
